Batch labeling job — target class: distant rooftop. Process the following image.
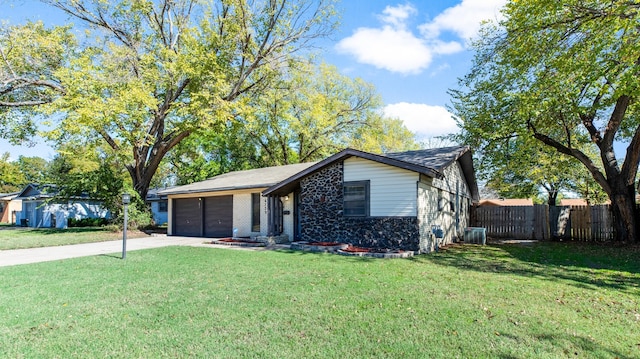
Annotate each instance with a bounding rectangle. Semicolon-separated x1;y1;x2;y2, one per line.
479;198;534;206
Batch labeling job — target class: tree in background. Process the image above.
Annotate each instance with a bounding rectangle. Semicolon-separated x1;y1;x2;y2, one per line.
0;153;25;192
451;0;640;241
16;155;48;184
2;0;337;204
0;22;72;142
456;131;607;206
167;62;418;184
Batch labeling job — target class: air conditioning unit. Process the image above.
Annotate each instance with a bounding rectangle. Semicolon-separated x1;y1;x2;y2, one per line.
464;227;486;245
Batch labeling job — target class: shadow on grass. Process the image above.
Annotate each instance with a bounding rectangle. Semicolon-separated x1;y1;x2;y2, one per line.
496;330;637;359
273;248;379;263
22;227;111;235
411;242;640;293
98;253;124;260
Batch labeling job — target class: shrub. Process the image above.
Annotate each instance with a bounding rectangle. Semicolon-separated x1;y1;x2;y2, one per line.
67;217;109;227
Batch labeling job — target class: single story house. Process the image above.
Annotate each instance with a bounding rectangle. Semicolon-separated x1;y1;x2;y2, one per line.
0;191;21;224
146;187;173;225
162;146;479;253
15;184;110;228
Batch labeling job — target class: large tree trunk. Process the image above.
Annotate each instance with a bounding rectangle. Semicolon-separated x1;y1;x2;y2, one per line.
547;188;558;207
531;126;639;242
608;176;638;242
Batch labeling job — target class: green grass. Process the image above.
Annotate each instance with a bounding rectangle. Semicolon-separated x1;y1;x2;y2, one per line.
0;242;638;358
0;227;149;250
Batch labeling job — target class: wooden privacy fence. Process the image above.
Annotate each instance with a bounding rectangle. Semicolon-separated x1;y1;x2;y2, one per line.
471;205;614;241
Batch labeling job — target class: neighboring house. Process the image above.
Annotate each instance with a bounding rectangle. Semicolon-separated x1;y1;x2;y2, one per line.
558;198;589;206
0;192;21;224
478;198;534;206
146;187;172;225
15;184;110;228
163;146;479;253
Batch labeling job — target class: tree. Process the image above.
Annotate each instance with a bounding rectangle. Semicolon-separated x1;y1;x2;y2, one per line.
0;22;72;142
47;144;127;221
27;0;336;202
0;152;25;192
16;155;49;184
238;62;416;166
458;131;607;206
450;0;640;241
167;61;418;183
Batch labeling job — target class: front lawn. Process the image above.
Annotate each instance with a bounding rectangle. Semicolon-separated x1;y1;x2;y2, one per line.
0;242;638;358
0;227;149;250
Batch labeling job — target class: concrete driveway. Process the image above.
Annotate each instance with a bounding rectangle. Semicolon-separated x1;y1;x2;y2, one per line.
0;236;209;267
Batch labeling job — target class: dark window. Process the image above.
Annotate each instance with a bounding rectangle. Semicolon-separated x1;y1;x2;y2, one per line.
158;200;168;212
344;181;369;217
251;193;261;232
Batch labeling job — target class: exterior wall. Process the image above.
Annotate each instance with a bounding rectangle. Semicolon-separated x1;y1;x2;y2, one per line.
150;201;168;225
417;161;473;252
344;157;418;216
299;162;420;251
19;200;109;229
232;193;252;237
0;199;21;224
231;192;273;238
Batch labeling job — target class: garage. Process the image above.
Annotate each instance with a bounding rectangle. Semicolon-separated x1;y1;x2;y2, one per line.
173;196;233;237
204;196;233;237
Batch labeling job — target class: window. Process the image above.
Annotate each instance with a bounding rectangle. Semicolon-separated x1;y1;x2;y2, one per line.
158;200;168;212
251;193;261;232
343;181;369;217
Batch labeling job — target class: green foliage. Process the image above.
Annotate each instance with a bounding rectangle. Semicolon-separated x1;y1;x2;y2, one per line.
451;0;640;238
16;155;48;184
66;217;109;227
35;0;337;201
169;61;418;183
0;21;73;142
0;152;25;192
47;145;124;216
110;191;152;230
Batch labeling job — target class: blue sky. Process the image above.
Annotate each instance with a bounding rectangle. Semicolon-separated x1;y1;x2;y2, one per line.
0;0;507;159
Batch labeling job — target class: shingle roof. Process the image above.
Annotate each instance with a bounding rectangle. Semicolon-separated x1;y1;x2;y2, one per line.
383;146;469;173
263;146;479;202
158;162;318;196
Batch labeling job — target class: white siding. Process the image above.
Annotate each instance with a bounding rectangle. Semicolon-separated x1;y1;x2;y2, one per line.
344;157;419;217
417;162;473;252
20;200;109;229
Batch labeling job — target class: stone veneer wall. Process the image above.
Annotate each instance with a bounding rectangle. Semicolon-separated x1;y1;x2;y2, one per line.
299;162;420;251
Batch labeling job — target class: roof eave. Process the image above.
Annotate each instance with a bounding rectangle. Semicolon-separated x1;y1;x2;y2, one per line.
263;148;443;196
161;184;271;196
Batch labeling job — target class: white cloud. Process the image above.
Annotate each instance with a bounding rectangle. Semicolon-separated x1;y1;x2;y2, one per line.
335;27;433;74
377;3;416;30
419;0;506;41
336;1;507;74
383;102;459;138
